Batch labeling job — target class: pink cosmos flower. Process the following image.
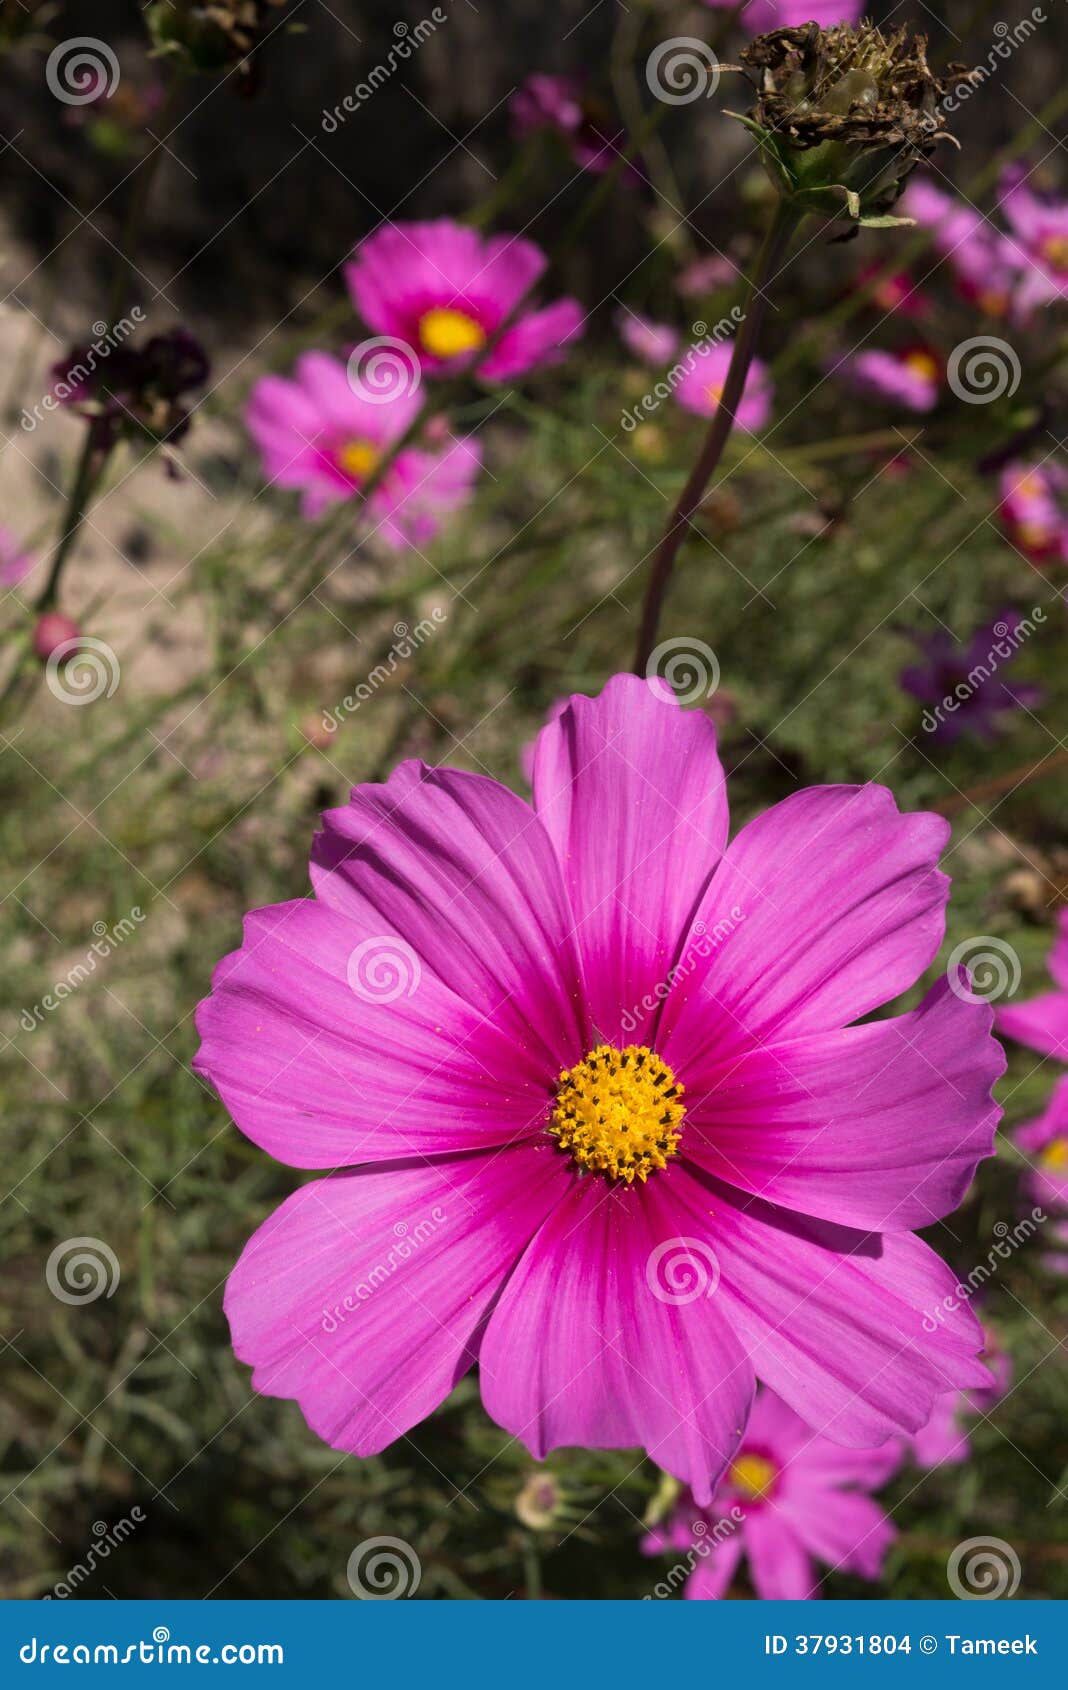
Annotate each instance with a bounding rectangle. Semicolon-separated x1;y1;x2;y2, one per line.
702;0;862;29
642;1388;899;1600
345;220;584;382
616;310;680;367
856;262;928;320
675;341;773;431
676;256;738;298
1014;1074;1068;1209
847;346;940;412
0;526;34;588
245;351;481;550
511;75;623;174
1042;1218;1068;1274
196;676;1003;1503
999;167;1068;314
998;910;1068;1064
903;180;1020;319
999;461;1068;565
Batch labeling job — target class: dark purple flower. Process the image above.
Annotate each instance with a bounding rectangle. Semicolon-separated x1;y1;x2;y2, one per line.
51;328;210;455
901;609;1045;744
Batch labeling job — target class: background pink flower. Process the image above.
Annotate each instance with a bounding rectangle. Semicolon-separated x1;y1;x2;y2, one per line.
702;0;863;29
998;910;1068;1062
1014;1074;1068;1208
1000;461;1068;563
1000;166;1068;313
345;220;584;381
848;347;940;412
642;1388;899;1599
197;675;1002;1504
511;74;623;173
615;309;680;366
675;340;772;429
0;526;34;588
246;351;481;549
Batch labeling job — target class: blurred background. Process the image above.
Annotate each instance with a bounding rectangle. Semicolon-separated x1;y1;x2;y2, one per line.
2;0;1067;1600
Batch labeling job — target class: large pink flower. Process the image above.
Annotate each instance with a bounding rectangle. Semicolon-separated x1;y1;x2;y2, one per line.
345;220;584;381
642;1388;899;1599
196;676;1002;1503
674;340;772;431
245;351;481;549
997;910;1068;1063
903;1322;1013;1468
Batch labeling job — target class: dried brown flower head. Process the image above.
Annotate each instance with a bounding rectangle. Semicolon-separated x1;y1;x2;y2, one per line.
732;22;980;225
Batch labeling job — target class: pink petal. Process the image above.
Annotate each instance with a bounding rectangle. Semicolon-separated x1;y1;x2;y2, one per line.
225;1144;570;1455
480;298;586;382
742;1513;816;1599
778;1487;895;1583
660;784;949;1065
684;1534;744;1600
311;761;588;1073
657;1163;989;1448
194;900;550;1168
682;975;1003;1230
531;674;729;1045
479;1171;755;1504
998;991;1068;1061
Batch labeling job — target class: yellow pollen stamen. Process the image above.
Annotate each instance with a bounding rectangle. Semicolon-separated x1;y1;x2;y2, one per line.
1042;234;1068;270
904;349;938;381
419;306;486;359
549;1043;684;1185
1041;1136;1068;1170
730;1453;778;1501
337;439;380;480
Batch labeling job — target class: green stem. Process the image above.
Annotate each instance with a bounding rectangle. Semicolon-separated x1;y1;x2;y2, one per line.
633;198;803;674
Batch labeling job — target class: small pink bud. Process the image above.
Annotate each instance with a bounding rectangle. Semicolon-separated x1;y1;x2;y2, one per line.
33;612;81;662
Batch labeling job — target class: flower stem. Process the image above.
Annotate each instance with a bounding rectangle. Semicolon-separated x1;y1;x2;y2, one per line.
633;199;802;675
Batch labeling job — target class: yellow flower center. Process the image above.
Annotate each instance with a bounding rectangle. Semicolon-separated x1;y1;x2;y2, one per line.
904;349;939;382
419;306;486;359
729;1453;778;1501
549;1044;684;1185
705;381;724;406
1015;472;1044;499
1041;1136;1068;1170
978;288;1008;317
1041;233;1068;270
337;438;380;481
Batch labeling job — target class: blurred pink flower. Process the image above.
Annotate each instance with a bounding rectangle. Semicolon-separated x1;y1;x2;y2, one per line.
856;262;928;320
676;255;738;298
998;910;1068;1064
999;461;1068;564
1000;167;1068;314
0;527;34;588
615;310;680;366
674;340;773;430
511;74;623;174
702;0;863;28
345;220;584;382
848;346;940;412
1014;1074;1068;1209
1042;1218;1068;1274
903;179;1020;319
246;351;481;550
642;1389;899;1600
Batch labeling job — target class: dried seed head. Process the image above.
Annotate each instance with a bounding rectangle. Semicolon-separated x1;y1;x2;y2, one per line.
732;22;980;225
